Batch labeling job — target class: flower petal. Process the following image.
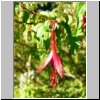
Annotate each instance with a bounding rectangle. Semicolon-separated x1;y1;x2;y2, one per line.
49;58;55;67
53;52;63;78
36;50;53;73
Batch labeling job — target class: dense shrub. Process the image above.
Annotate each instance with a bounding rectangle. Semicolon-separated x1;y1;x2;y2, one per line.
14;2;86;98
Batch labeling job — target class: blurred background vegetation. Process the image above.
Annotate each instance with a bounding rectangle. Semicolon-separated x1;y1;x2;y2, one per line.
14;2;86;98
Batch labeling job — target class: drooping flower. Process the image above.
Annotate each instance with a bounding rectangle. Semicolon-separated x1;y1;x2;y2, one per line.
36;20;63;87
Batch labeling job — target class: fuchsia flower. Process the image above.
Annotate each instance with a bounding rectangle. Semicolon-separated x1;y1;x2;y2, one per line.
36;20;63;87
82;16;86;26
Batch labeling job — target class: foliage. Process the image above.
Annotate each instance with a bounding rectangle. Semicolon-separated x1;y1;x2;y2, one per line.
14;2;86;98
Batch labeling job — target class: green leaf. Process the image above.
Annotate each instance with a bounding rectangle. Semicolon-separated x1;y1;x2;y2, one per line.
33;23;44;32
23;10;30;23
44;20;50;31
68;15;73;25
23;29;28;43
37;25;45;38
78;4;86;21
37;25;50;40
77;2;84;13
39;11;50;18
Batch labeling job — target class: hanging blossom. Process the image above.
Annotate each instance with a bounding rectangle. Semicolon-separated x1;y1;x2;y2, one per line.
36;20;63;87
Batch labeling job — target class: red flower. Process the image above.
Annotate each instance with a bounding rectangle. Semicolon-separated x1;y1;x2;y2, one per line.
82;16;86;26
36;20;63;87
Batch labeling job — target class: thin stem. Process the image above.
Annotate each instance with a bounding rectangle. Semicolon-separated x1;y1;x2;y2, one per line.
51;28;56;51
